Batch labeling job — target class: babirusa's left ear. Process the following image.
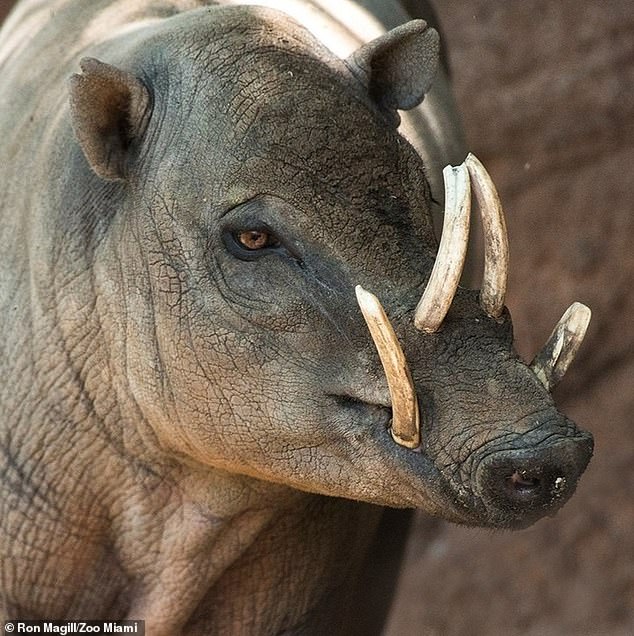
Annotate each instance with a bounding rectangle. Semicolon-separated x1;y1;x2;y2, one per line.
346;20;439;126
69;58;151;181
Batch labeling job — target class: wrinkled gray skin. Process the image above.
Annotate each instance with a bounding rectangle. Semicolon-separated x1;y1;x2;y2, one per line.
0;1;592;634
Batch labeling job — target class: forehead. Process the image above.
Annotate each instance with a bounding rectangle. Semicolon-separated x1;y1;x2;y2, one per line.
158;5;393;153
150;6;435;257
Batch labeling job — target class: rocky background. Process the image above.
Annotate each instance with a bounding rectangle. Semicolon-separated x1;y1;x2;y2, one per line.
1;1;632;634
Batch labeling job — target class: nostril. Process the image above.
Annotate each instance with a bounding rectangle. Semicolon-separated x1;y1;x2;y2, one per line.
481;453;575;513
475;433;593;528
505;470;541;496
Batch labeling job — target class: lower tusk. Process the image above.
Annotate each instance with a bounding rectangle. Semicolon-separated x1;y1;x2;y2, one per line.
465;153;509;318
355;285;421;449
530;302;592;390
414;162;471;333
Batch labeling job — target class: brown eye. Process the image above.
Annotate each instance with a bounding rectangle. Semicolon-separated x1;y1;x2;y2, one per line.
236;229;279;251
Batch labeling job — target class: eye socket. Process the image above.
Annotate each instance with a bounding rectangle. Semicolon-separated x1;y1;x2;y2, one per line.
236;229;280;251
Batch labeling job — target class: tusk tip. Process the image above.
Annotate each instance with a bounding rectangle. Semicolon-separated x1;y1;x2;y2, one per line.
465;154;491;187
355;284;381;318
442;161;469;184
354;284;369;300
530;300;592;390
566;301;592;331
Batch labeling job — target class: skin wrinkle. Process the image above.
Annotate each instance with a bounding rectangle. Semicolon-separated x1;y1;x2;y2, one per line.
432;382;553;466
215;258;298;317
179;257;254;422
461;414;579;494
123;482;304;632
94;214;171;470
230;65;278;129
150;196;194;316
211;236;281;312
237;256;355;347
92;273;137;455
213;258;311;339
31;210;148;552
1;434;51;518
10;413;62;525
200;235;368;428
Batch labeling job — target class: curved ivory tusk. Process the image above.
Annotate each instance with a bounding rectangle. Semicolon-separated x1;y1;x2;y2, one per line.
414;162;471;333
355;285;421;449
465;153;509;318
530;302;592;390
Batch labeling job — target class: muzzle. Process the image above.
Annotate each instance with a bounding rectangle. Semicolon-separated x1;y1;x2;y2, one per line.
355;154;591;450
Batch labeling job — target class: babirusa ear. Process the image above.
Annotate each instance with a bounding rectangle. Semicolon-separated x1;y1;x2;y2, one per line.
346;20;439;126
69;58;150;181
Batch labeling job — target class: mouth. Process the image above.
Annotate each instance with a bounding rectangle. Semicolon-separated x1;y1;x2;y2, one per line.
328;393;481;520
330;394;393;434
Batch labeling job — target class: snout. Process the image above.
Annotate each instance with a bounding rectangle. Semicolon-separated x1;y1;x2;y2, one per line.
475;432;593;529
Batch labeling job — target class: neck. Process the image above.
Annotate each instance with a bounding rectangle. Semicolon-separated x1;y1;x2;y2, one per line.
3;397;383;632
0;333;397;631
112;462;383;634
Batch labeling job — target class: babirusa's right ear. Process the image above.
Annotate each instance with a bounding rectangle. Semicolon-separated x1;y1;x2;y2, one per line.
346;20;439;126
69;57;150;181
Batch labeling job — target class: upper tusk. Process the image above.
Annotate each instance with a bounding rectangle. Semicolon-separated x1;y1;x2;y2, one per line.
465;153;509;319
530;302;592;390
414;162;471;333
355;285;421;449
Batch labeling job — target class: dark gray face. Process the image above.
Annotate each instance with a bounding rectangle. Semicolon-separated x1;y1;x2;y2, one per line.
70;6;592;529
